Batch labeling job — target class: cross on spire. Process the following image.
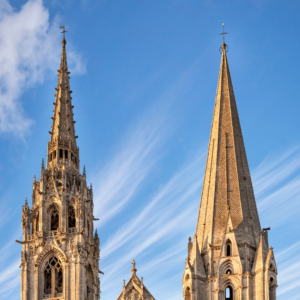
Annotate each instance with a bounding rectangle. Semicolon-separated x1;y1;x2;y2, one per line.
219;23;228;42
60;25;68;39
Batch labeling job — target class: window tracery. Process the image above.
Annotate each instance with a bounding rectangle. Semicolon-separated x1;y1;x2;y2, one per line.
44;256;63;296
51;208;59;231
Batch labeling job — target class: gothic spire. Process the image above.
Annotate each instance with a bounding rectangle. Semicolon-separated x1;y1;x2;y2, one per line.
47;37;79;170
195;42;261;252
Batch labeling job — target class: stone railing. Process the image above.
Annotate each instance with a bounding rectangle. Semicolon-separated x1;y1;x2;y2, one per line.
67;228;77;234
43;293;63;299
28;231;46;241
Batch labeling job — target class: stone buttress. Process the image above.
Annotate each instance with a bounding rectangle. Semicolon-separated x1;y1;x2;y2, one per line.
19;37;101;300
182;42;278;300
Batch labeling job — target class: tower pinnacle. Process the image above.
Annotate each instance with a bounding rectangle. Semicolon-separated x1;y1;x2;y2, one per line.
47;35;79;170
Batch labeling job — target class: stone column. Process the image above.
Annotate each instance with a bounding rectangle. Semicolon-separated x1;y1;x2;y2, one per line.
264;281;270;300
34;268;39;300
64;264;69;300
51;269;56;298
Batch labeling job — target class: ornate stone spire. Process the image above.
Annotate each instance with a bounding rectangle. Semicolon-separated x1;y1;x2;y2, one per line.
195;41;261;251
47;37;79;170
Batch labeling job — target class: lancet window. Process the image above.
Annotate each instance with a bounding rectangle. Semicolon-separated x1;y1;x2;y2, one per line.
226;240;231;256
51;208;59;231
44;256;63;297
68;206;76;228
225;286;233;300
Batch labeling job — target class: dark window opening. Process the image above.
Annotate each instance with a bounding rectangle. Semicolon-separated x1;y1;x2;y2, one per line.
68;206;76;228
226;242;231;256
51;209;59;231
59;149;63;159
36;214;39;232
71;153;74;161
184;287;191;300
53;150;56;159
56;269;63;293
226;269;232;275
65;150;68;159
225;286;233;300
49;153;52;162
75;156;77;164
44;269;52;294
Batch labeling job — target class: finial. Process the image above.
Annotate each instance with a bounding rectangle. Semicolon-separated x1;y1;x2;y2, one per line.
25;197;28;205
141;277;143;285
219;23;229;53
33;175;36;183
83;165;86;176
41;158;44;170
123;279;125;288
90;183;93;190
59;26;67;46
188;237;191;242
131;260;137;275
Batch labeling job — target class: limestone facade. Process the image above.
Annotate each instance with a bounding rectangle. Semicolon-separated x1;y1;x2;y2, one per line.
20;38;101;300
182;42;278;300
117;261;155;300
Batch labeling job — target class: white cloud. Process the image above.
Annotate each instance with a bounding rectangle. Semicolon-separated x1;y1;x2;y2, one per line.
0;0;85;137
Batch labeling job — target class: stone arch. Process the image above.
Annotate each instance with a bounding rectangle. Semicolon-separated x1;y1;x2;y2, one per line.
36;245;67;271
35;246;67;299
219;259;235;276
219;275;240;292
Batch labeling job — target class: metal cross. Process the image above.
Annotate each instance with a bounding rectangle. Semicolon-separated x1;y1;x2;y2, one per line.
59;26;68;38
219;23;228;42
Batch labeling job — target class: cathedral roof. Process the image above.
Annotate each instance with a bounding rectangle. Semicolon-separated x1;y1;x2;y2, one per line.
195;42;261;252
117;260;155;300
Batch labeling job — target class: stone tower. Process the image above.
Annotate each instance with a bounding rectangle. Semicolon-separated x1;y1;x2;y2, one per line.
182;42;278;300
19;37;101;300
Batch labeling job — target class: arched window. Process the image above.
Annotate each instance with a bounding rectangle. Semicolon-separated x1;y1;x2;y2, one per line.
184;287;191;300
86;265;93;299
226;269;232;275
36;213;39;232
225;286;233;300
44;256;63;297
226;240;231;256
270;264;276;272
269;277;276;300
185;274;189;281
68;206;76;228
51;209;59;231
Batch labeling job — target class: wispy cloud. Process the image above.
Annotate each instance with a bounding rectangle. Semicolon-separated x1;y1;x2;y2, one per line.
0;0;85;137
253;146;300;228
277;241;300;298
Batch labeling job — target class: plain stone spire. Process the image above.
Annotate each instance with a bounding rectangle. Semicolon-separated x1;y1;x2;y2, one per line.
182;41;278;300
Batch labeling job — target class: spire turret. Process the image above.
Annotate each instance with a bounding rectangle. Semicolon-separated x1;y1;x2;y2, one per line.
47;37;79;171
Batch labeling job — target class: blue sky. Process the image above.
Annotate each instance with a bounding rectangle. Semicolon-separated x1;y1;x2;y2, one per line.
0;0;299;299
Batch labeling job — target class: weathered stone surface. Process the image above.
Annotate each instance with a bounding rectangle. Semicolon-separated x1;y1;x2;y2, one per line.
182;42;278;300
20;37;101;300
